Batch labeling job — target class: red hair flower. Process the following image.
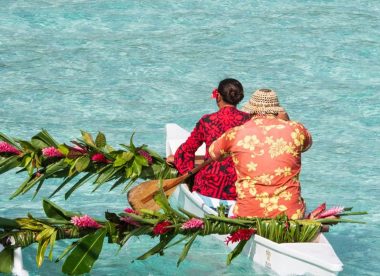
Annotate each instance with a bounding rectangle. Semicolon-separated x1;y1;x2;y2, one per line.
153;221;172;235
211;88;219;99
225;228;255;245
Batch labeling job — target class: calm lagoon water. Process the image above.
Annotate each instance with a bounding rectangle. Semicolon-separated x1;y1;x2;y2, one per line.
1;0;379;275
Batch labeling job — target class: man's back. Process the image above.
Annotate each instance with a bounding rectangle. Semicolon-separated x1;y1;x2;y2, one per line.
209;115;312;219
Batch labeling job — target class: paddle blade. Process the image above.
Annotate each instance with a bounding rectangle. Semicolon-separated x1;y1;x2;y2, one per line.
127;176;185;211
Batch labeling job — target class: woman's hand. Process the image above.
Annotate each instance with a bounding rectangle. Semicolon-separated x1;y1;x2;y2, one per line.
166;155;175;166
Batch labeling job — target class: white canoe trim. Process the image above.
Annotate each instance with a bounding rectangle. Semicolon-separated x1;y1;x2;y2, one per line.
165;123;206;157
166;123;343;275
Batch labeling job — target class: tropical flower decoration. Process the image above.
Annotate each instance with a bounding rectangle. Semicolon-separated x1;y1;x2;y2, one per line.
70;215;102;229
152;221;172;235
0;130;177;199
307;203;345;219
0;189;367;276
0;141;21;155
42;146;64;158
225;229;256;245
181;218;204;230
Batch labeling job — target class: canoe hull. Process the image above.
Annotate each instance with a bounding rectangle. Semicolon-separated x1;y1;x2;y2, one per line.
169;184;343;276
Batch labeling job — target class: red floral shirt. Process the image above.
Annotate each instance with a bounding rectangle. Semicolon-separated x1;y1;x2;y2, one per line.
174;106;250;200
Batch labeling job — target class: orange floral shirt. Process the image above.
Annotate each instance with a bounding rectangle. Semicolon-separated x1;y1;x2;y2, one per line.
209;115;312;219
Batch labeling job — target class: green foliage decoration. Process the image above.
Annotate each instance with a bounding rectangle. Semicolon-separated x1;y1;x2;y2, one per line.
0;192;367;275
0;130;177;199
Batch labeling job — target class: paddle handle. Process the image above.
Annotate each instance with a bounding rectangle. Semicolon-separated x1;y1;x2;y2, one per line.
166;158;213;190
187;158;213;176
141;158;213;204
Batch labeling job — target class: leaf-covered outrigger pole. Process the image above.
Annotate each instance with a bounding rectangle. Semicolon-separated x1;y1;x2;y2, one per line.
0;130;177;200
0;189;367;275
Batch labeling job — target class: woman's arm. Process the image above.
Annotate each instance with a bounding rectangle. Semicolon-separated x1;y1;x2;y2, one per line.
173;120;205;174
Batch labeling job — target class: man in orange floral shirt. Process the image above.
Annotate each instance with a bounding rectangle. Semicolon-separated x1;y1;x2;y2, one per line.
209;89;312;219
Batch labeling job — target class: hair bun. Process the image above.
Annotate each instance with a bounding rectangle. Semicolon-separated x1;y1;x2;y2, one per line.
218;79;244;106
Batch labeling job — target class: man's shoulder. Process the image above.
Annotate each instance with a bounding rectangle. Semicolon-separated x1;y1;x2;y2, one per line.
286;120;310;132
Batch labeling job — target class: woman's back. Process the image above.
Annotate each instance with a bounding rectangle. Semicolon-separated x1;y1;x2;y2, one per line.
175;106;250;200
173;78;250;201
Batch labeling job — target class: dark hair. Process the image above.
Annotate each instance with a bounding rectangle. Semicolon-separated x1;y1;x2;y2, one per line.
217;78;244;106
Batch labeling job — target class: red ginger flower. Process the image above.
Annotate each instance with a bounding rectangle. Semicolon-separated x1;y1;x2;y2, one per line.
181;218;204;230
225;228;255;245
91;153;109;163
124;208;139;214
70;215;102;229
0;141;21;155
42;146;64;158
307;203;326;219
138;149;153;165
153;221;172;235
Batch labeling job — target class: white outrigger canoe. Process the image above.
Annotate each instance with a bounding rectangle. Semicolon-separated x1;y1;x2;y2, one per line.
0;124;343;276
166;123;343;276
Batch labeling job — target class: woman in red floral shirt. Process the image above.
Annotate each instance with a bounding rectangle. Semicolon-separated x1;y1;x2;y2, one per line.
172;78;250;211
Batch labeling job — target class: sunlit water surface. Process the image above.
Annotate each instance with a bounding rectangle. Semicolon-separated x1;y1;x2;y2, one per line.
1;1;379;275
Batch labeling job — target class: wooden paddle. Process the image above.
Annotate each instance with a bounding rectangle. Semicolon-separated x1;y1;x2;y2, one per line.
128;159;213;211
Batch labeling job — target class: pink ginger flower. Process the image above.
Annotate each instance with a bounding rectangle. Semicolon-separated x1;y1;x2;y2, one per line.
91;153;109;163
121;208;140;226
73;145;87;153
225;229;255;245
153;221;172;235
71;215;102;229
42;146;64;158
317;206;345;219
0;141;21;155
138;149;153;165
181;218;204;230
124;208;139;214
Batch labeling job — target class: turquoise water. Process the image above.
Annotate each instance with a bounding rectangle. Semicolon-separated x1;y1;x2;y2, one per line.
1;0;379;275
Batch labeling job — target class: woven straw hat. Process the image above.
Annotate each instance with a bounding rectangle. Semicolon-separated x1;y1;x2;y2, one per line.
241;88;285;114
